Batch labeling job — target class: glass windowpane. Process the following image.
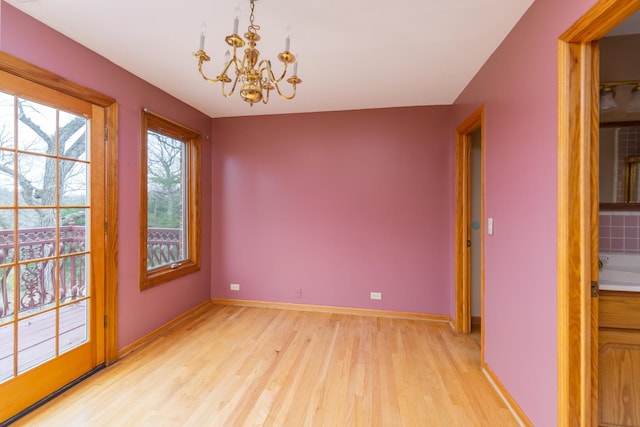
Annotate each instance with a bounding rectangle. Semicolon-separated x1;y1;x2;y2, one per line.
60;254;87;302
18;262;56;316
0;323;14;383
60;215;87;255
18;208;57;262
17;153;55;207
58;111;88;161
17;99;56;155
0;150;15;207
0;268;14;324
59;300;87;354
18;311;56;373
146;131;187;270
0;91;15;150
59;160;87;206
0;211;15;266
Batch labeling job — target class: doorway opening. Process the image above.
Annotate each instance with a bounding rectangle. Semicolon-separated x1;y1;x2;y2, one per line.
558;1;640;425
454;106;484;351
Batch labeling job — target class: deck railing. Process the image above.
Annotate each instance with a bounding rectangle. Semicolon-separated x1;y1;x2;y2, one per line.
0;227;181;320
147;228;183;269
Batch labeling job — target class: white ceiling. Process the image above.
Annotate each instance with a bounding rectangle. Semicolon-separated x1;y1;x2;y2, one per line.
606;10;640;36
7;0;535;118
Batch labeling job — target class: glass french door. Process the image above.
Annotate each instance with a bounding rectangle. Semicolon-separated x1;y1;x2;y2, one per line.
0;71;105;422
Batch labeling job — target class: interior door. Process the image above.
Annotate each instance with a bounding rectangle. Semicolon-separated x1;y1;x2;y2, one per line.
454;108;484;335
0;70;105;422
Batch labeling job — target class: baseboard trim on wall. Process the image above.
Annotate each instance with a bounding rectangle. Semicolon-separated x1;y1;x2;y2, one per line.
118;300;212;359
482;363;532;427
210;298;451;323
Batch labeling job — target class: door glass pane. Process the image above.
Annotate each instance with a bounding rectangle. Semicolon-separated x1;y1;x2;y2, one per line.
19;262;56;316
59;300;87;354
0;91;15;150
59;160;87;206
0;268;14;325
17;311;56;373
59;111;88;161
60;214;87;256
17;208;57;262
0;151;15;207
17;99;56;155
0;323;14;383
0;211;15;266
60;254;88;302
17;153;54;207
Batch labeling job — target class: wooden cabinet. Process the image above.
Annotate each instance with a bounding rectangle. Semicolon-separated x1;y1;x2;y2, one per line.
599;291;640;427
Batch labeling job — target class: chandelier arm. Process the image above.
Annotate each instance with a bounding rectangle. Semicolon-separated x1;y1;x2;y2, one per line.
216;60;235;83
231;48;244;75
222;72;241;98
274;62;289;83
272;80;298;101
259;59;289;84
195;50;242;85
196;54;225;84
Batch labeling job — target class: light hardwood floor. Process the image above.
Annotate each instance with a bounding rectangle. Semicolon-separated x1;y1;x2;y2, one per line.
14;305;518;426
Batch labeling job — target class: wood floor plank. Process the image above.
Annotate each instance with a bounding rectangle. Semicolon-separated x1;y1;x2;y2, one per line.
13;305;519;426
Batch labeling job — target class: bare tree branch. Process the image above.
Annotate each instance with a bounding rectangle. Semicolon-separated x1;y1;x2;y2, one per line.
17;102;54;154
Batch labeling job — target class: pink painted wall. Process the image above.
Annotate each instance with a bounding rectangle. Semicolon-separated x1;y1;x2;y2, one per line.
211;107;454;314
1;2;213;349
453;0;600;424
2;0;620;423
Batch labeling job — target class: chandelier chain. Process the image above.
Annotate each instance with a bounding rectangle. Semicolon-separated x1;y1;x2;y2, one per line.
248;1;260;35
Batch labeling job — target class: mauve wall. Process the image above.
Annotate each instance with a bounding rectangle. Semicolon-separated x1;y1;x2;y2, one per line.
0;2;213;349
452;0;599;424
211;107;454;314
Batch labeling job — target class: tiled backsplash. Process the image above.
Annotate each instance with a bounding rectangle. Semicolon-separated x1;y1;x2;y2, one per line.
599;212;640;254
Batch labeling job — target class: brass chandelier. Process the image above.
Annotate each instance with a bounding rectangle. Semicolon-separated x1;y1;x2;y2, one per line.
194;0;301;106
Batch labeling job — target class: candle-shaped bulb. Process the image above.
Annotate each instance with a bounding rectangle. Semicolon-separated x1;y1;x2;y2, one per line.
285;36;291;52
232;6;241;34
225;50;231;63
233;16;239;35
293;61;298;76
199;23;207;51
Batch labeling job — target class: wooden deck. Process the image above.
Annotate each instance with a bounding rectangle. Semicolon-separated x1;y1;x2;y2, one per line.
0;301;87;382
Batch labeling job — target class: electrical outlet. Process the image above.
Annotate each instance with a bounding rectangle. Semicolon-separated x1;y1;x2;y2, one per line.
230;283;240;291
370;292;382;300
295;288;302;298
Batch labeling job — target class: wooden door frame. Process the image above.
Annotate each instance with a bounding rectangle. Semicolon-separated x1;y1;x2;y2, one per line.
0;51;119;365
454;106;485;343
558;1;640;425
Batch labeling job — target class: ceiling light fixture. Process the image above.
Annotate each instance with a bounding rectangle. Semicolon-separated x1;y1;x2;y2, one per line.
600;86;618;113
626;84;640;113
194;0;301;107
599;81;640;114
